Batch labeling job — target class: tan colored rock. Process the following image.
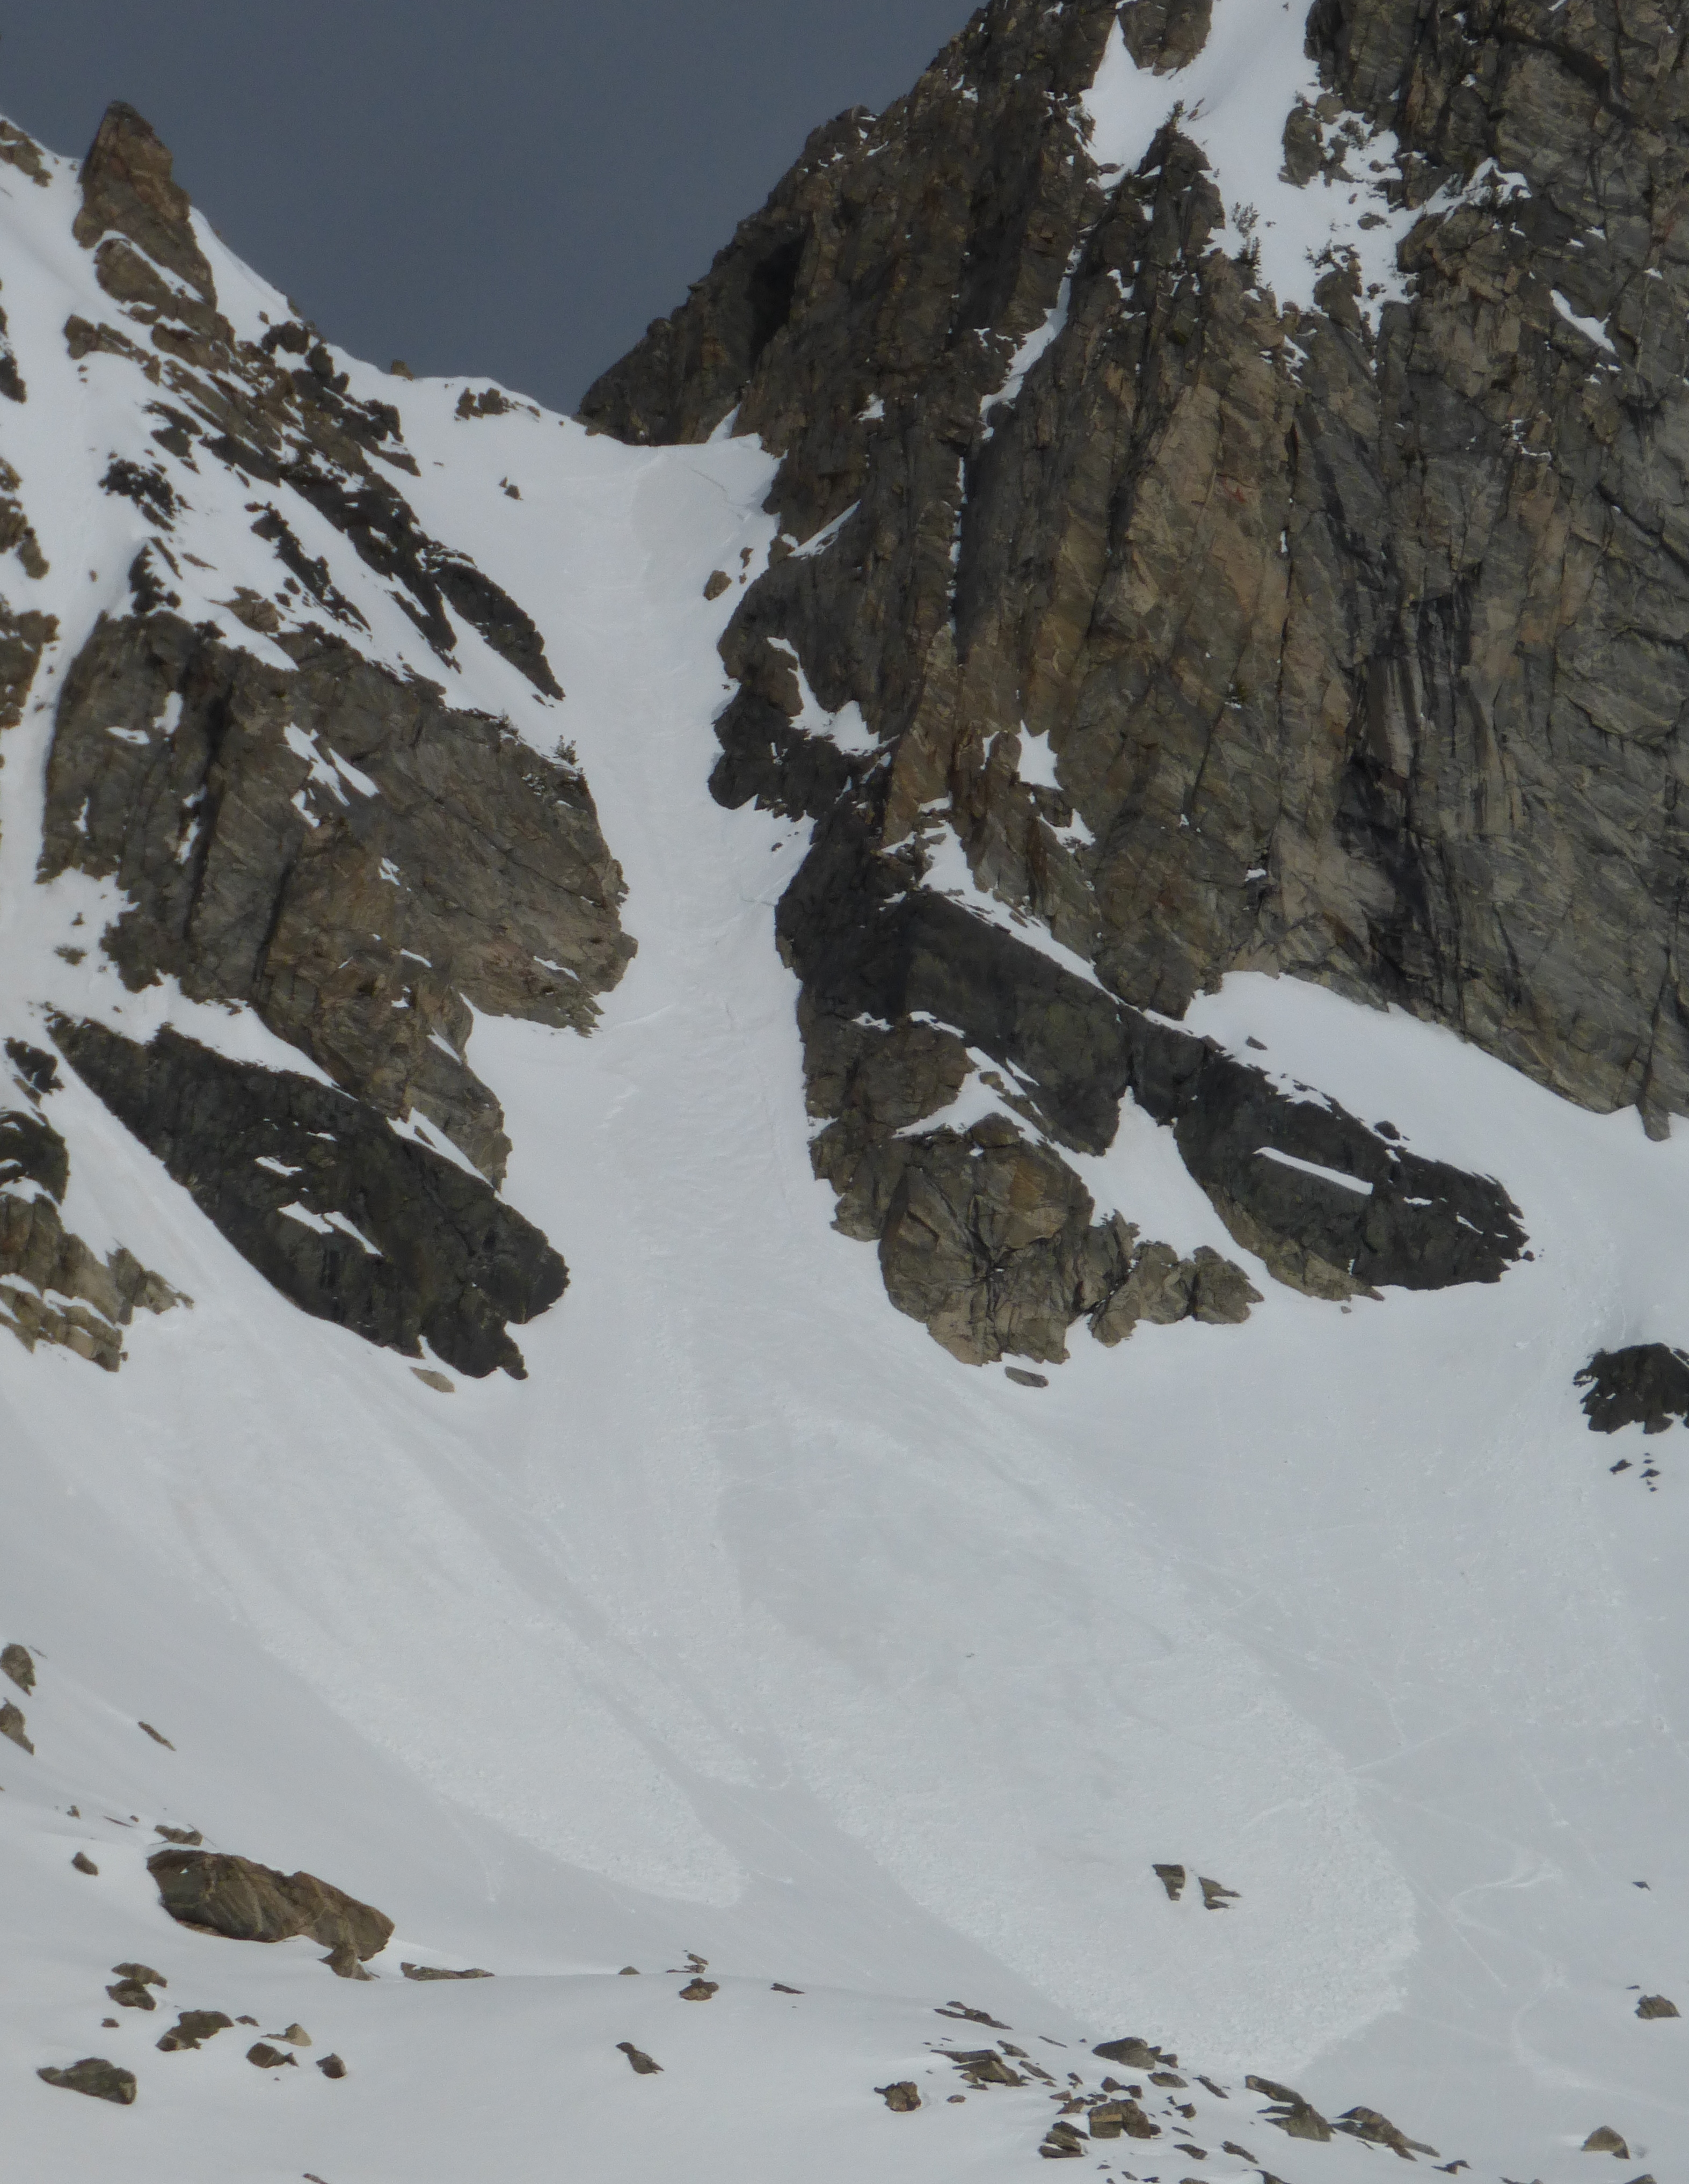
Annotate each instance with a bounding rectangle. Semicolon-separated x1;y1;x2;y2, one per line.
618;2042;663;2075
876;2080;920;2110
38;2057;135;2104
147;1846;393;1963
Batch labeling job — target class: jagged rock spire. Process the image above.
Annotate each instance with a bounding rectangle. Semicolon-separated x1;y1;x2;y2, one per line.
74;99;216;302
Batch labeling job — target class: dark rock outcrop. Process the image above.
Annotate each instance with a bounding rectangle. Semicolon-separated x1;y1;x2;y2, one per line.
585;0;1689;1298
1575;1345;1689;1435
1;1642;35;1693
1;1053;184;1370
147;1845;394;1966
779;785;1519;1359
56;1020;564;1379
43;614;630;1182
37;2057;136;2105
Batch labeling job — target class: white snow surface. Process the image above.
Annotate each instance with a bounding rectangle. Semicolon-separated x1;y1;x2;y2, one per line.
1082;2;1423;322
1;101;1688;2184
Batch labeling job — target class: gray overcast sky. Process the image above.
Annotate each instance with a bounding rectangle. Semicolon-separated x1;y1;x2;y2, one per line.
3;1;973;411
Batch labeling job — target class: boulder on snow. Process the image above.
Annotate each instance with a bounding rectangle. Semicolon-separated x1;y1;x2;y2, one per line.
1;1640;35;1691
1575;1347;1689;1436
246;2041;297;2069
618;2041;663;2076
0;1698;33;1751
317;2053;347;2078
401;1962;492;1981
876;2081;920;2110
1582;2127;1630;2157
157;2010;232;2052
38;2057;136;2104
147;1846;393;1964
1636;1994;1678;2019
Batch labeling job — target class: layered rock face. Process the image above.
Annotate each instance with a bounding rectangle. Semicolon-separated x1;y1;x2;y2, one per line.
0;103;636;1376
584;0;1583;1358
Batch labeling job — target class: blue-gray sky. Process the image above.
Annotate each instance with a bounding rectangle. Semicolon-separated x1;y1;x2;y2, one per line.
3;1;972;410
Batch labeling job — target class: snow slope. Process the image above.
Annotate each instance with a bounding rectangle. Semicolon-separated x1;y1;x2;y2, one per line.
2;95;1687;2184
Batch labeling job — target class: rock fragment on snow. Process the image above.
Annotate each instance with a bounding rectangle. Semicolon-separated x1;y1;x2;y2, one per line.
876;2080;920;2110
401;1962;491;1980
1154;1863;1186;1901
1248;2077;1333;2141
38;2057;136;2103
1;1641;35;1691
147;1845;393;1965
0;1699;33;1751
1198;1875;1239;1909
1635;1994;1678;2018
71;1851;98;1874
618;2041;662;2074
1583;2128;1630;2157
246;2042;297;2069
317;2054;347;2078
679;1977;719;2000
157;2010;232;2051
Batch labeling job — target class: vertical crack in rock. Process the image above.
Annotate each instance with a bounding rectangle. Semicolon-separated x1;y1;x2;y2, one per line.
581;0;1684;1365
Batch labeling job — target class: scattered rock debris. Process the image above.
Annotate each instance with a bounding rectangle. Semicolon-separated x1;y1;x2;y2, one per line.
877;2080;920;2110
1198;1876;1239;1910
38;2057;136;2103
107;1975;161;2011
679;1977;719;2001
618;2041;662;2075
154;1823;203;1844
401;1962;491;1981
1154;1863;1187;1901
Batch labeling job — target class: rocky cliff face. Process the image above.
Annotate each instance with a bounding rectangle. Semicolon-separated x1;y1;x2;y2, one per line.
586;0;1620;1357
0;104;635;1377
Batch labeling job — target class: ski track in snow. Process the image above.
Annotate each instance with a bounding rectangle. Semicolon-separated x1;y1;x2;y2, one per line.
1;93;1687;2184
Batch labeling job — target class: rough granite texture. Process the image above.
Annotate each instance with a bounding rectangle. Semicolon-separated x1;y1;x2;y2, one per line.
586;0;1689;1139
0;103;638;1370
577;0;1683;1355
